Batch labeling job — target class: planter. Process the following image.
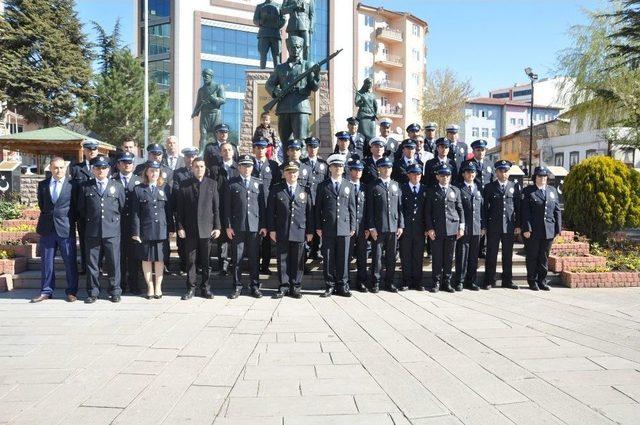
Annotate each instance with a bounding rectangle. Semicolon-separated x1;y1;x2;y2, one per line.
548;254;607;273
0;274;13;292
561;271;640;288
0;243;37;259
559;230;575;239
0;232;39;244
21;209;40;221
550;242;590;256
0;257;27;275
0;219;38;227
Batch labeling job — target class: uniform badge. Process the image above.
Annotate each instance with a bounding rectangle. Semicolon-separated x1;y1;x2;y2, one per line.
162;172;167;179
158;190;165;197
487;166;492;172
135;180;140;185
265;166;270;173
391;184;398;192
109;186;115;194
459;147;464;154
319;164;325;171
449;191;456;200
344;186;350;195
254;182;259;189
302;169;308;176
509;187;514;194
549;192;555;199
299;192;306;200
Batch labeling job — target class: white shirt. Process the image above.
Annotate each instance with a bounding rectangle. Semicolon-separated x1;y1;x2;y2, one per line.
167;154;180;170
409;183;420;193
288;184;297;194
403;157;413;166
120;172;132;187
330;178;341;187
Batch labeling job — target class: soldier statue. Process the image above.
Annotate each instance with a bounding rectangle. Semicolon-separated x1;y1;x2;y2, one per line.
355;78;378;142
191;69;226;152
281;0;314;60
253;0;286;69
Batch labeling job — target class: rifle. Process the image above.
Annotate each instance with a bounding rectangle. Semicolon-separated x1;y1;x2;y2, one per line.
263;48;343;112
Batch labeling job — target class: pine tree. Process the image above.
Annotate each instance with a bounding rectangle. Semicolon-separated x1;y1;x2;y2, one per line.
606;0;640;69
0;0;93;126
81;49;171;147
92;19;122;75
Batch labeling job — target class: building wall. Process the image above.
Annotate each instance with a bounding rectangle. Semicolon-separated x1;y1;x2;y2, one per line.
489;77;572;109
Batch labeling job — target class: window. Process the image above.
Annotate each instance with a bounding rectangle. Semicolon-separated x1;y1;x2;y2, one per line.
365;41;374;53
8;123;23;134
412;98;420;111
586;149;598;158
412;48;420;61
481;128;489;138
149;59;170;90
412;73;419;86
472;127;479;137
363;66;373;80
143;0;170;20
365;15;375;27
149;23;170;56
201;60;259;93
535;113;540;121
412;24;420;37
492;92;510;99
487;110;493;118
309;0;329;68
513;89;532;97
510;118;516;125
491;129;496;138
201;25;260;60
554;153;565;167
518;118;524;126
569;151;579;168
480;109;486;118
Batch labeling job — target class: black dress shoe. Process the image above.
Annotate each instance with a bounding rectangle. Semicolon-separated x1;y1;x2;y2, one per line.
109;295;121;303
454;284;463;292
303;267;311;275
427;286;438;293
273;288;287;299
399;285;409;291
228;288;241;299
130;288;142;296
181;289;195;300
354;283;368;293
478;252;486;259
320;288;332;298
465;284;480;291
84;296;97;304
480;284;491;290
251;287;263;298
290;287;302;299
386;284;399;293
335;287;352;297
78;268;86;276
413;285;426;292
154;294;163;299
440;285;455;293
200;290;214;299
501;283;519;290
528;283;540;291
218;269;229;277
538;283;551;291
145;295;153;300
370;285;380;293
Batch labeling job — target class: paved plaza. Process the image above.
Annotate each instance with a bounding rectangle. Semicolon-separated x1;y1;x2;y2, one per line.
1;287;640;424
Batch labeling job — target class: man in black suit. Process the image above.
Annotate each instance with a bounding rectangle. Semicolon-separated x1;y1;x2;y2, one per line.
301;137;328;261
252;138;281;274
70;140;100;275
76;156;126;303
176;157;222;300
366;157;404;293
521;166;562;291
224;155;267;299
346;117;366;159
399;164;427;291
425;164;465;293
111;152;143;294
346;158;368;292
482;160;521;290
203;123;239;172
315;154;356;298
172;147;199;275
423;138;458;188
454;162;484;291
31;157;79;303
267;162;314;299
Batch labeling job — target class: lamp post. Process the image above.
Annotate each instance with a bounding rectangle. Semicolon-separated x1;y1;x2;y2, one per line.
143;0;149;152
524;67;538;178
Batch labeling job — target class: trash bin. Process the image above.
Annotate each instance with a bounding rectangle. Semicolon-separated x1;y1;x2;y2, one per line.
547;165;569;209
0;160;21;196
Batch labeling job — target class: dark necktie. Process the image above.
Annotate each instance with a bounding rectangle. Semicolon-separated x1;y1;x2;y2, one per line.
122;176;128;188
288;186;294;198
256;161;261;173
441;186;447;197
413;186;418;195
334;181;339;194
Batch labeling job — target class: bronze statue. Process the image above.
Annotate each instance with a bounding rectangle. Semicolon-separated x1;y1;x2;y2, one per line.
355;77;378;141
191;69;226;151
253;0;285;69
281;0;314;60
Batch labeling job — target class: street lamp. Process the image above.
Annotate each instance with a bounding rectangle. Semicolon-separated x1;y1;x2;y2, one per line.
143;0;149;152
524;67;538;177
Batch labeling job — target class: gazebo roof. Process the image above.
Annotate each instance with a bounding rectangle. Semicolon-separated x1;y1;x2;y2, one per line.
0;126;115;158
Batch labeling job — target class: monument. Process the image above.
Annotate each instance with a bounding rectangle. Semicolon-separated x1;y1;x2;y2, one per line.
191;69;226;151
354;77;378;141
281;0;314;61
253;0;285;69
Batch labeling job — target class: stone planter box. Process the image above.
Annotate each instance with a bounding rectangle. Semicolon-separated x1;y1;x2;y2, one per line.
0;219;38;227
0;231;39;244
559;230;575;239
21;209;40;221
548;254;607;273
0;257;27;275
550;242;590;256
0;243;37;259
561;271;640;288
0;274;13;292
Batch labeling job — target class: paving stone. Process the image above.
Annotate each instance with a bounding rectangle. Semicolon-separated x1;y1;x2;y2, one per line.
301;377;383;396
228;380;259;397
259;379;301;397
266;342;322;353
536;369;640;386
213;418;282;425
596;403;640;425
613;384;640;402
225;395;358;417
497;401;565;424
314;364;370;379
588;356;640;370
83;374;154;408
0;383;57;402
353;394;400;413
555;384;637;407
258;352;332;366
411;415;465;425
283;413;394;424
329;352;359;365
120;360;168;375
58;407;122;425
163;385;229;425
244;365;316;380
517;357;604;372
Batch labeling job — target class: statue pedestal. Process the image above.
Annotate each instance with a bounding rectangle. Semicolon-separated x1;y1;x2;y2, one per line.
240;70;333;156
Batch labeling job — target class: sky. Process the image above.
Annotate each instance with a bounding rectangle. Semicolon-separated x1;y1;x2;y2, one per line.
75;0;611;95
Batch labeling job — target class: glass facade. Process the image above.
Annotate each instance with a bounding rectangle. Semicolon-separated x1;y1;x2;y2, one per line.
310;0;329;68
201;26;260;60
149;23;170;56
201;60;259;93
144;0;170;19
150;59;170;90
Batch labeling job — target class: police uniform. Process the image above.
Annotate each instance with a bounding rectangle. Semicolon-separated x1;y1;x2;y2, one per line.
224;155;267;298
424;165;465;292
70;141;98;274
252;141;282;273
278;141;311;188
345;117;366;159
424;138;459;187
399;165;427;290
267;163;314;298
482;160;521;290
423;122;438;154
394;123;422;161
521;166;562;291
134;144;174;185
315;155;356;297
131;178;173;263
333;131;356;162
384;135;400;158
454;163;485;291
111;154;143;293
362;137;386;185
445;125;469;170
366;157;404;292
392;142;423;184
301;137;328;260
347;160;368;292
203;123;239;170
76;156;126;302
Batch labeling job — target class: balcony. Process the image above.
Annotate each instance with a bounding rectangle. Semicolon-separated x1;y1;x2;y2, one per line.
376;27;403;43
374;80;403;94
374;53;404;69
378;104;404;119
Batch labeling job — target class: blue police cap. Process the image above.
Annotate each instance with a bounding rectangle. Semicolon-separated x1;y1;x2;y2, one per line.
369;137;385;146
435;164;452;175
335;131;350;140
403;141;417;149
91;156;110;167
470;139;488;150
407;164;423;174
287;140;302;150
253;138;268;148
118;152;135;163
406;123;421;133
82;140;98;150
461;162;478;173
146;160;161;169
215;124;230;133
305;137;320;148
348;159;364;170
346;117;359;124
494;160;512;170
147;143;163;153
436;138;451;148
533;166;550;176
376;157;393;168
181;146;199;157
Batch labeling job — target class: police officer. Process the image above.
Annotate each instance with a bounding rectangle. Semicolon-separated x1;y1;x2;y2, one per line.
445;125;469;170
394;123;422;161
392;140;422;184
315;154;356;297
425;164;465;293
424;138;458;187
423;122;438;154
224;155;267;299
76;155;125;303
70;140;100;275
267;162;314;299
135;143;174;185
415;136;434;171
346;117;366;159
203;123;238;170
334;131;354;160
366;157;404;293
482;160;521;290
362;137;386;185
301;137;328;260
521;166;562;291
172;147;199;275
253;138;281;274
399;164;427;291
379;118;399;157
347;158;368;292
454;162;484;291
112;152;142;294
279;140;311;188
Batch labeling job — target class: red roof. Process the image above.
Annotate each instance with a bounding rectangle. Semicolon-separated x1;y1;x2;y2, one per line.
467;97;561;110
